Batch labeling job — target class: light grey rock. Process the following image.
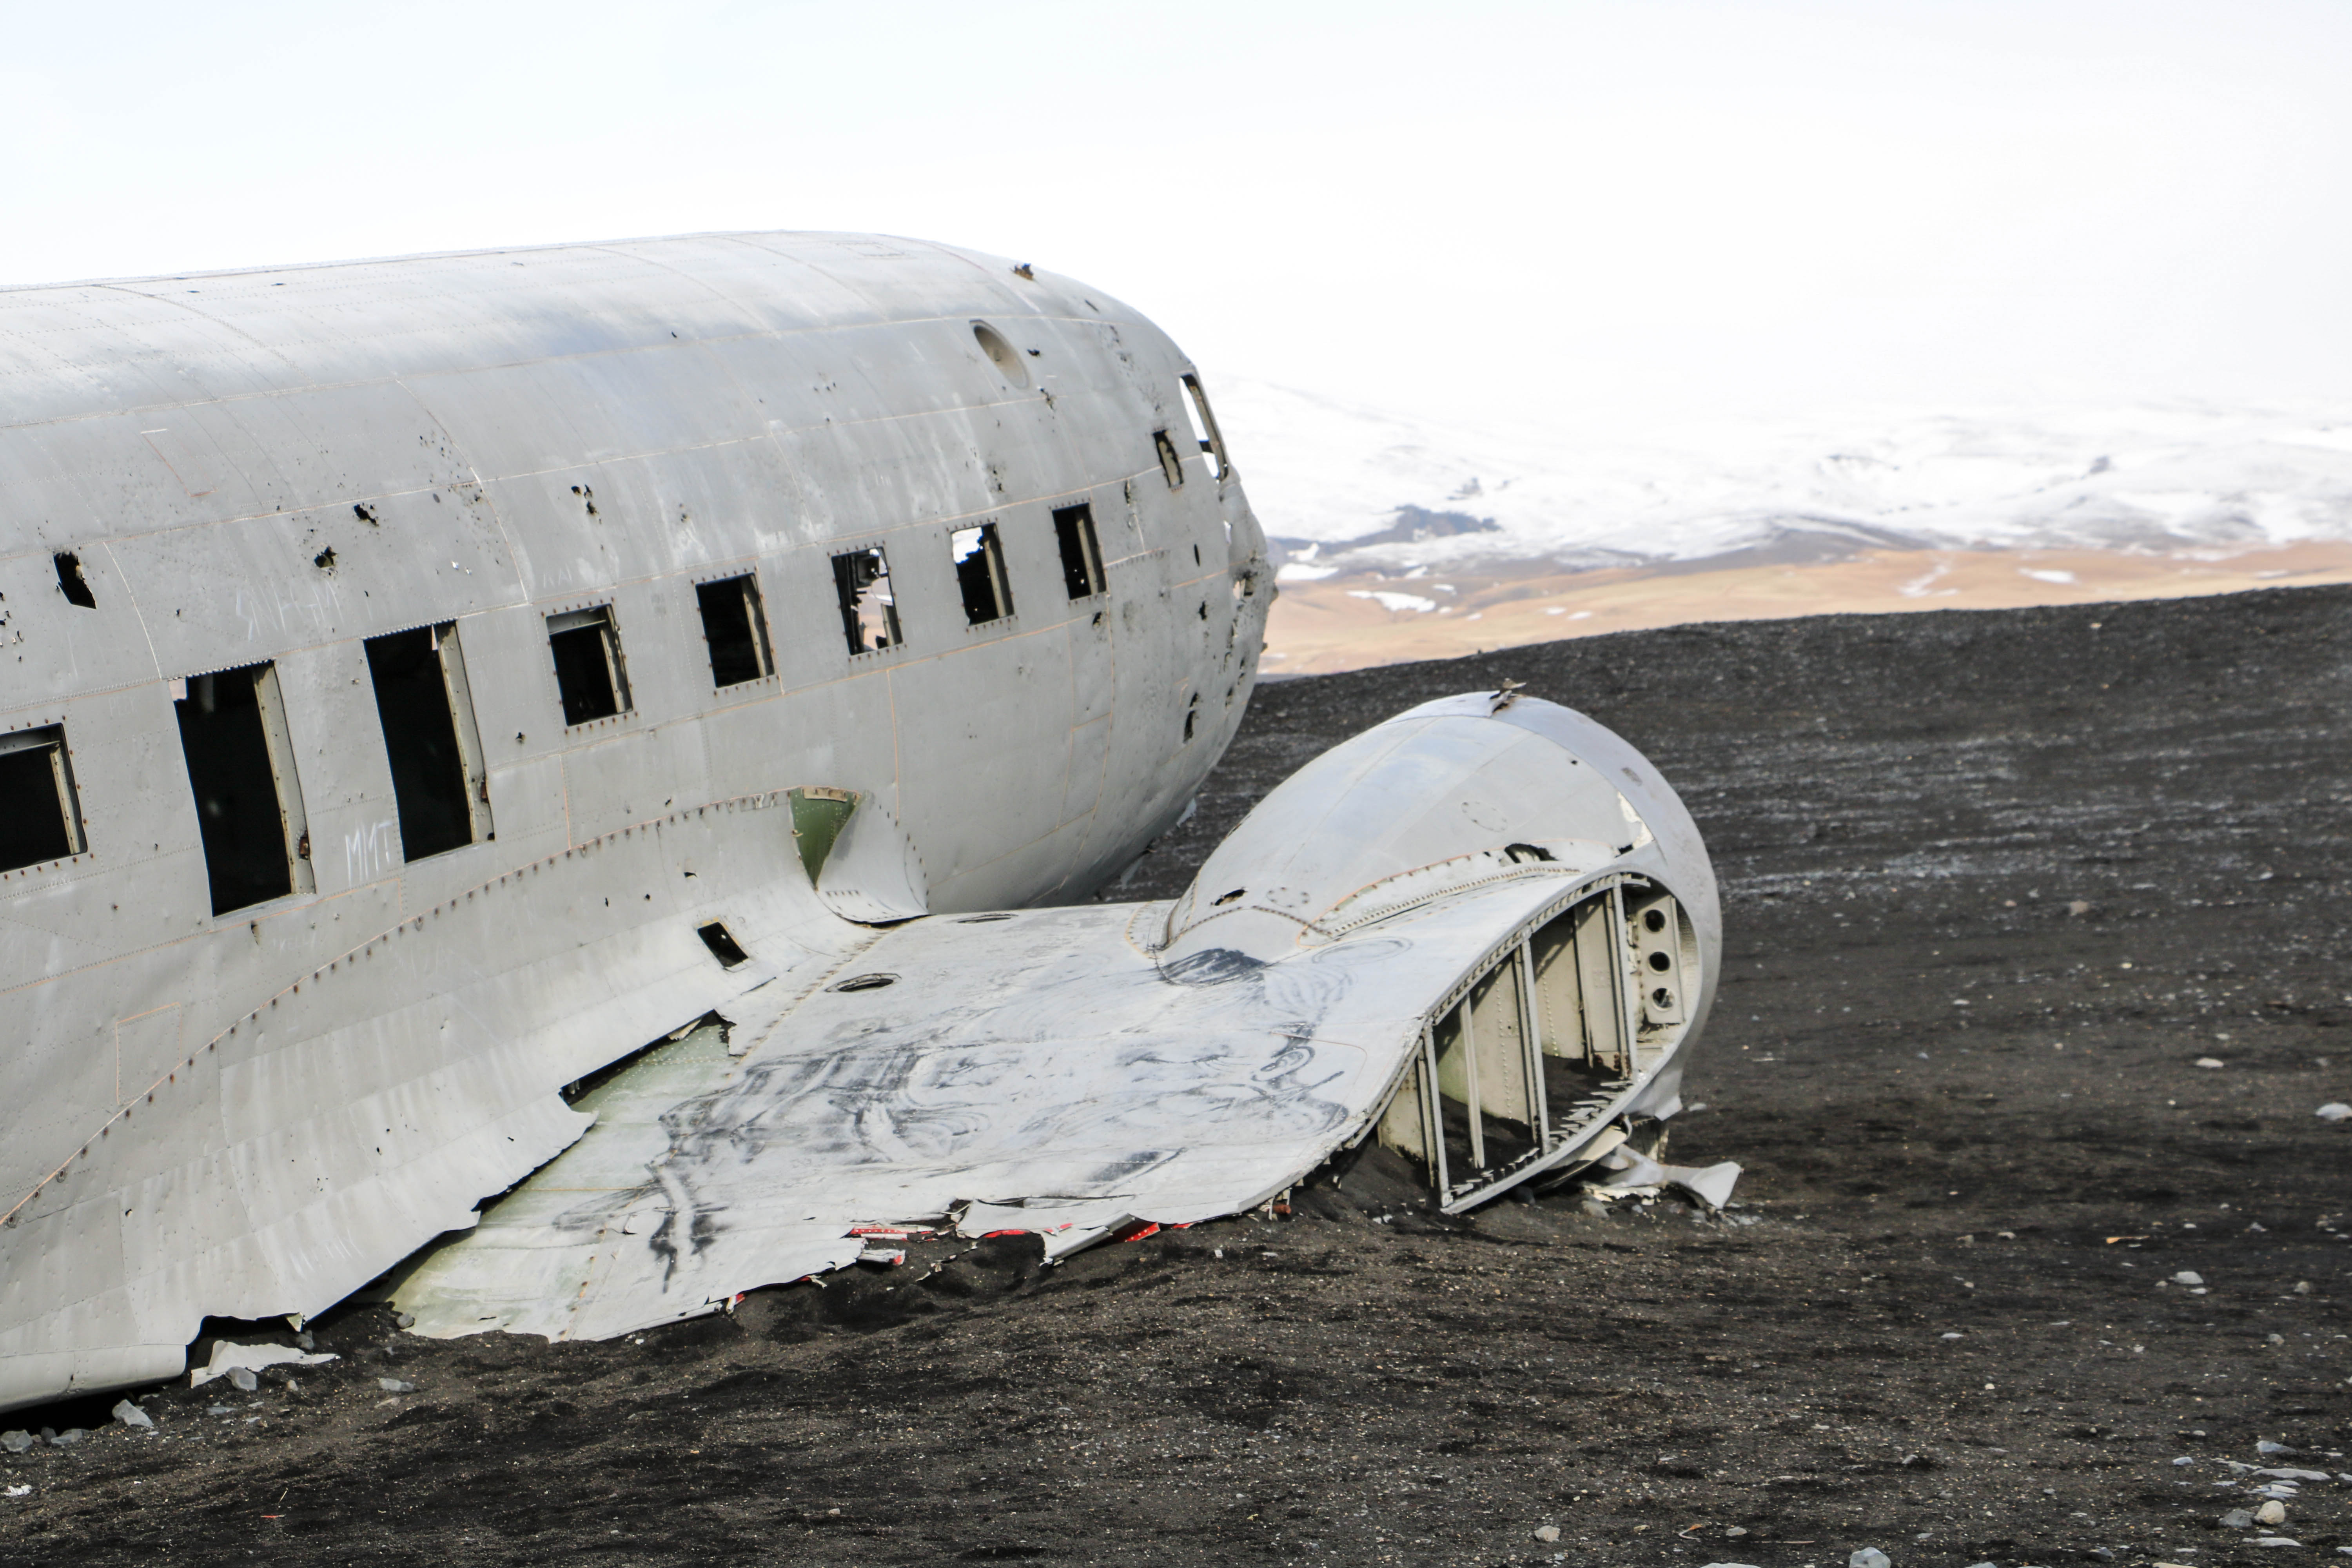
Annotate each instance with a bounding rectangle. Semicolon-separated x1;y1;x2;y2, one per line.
48;1428;84;1446
2259;1441;2298;1455
207;1405;234;1417
0;1431;31;1454
2224;1509;2258;1528
1532;1525;1561;1543
226;1367;258;1393
2251;1539;2300;1549
2173;1455;2196;1466
376;1377;415;1394
110;1400;152;1431
2315;1102;2350;1122
2173;1270;2205;1287
2257;1501;2288;1526
393;1313;416;1330
1851;1550;1892;1568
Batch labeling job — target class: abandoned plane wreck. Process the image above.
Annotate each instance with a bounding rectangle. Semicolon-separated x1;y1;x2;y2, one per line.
0;231;1722;1414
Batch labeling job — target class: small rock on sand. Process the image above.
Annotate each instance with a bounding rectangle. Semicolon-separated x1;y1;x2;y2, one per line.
2256;1501;2288;1525
2223;1508;2256;1528
227;1367;258;1393
2316;1102;2350;1122
110;1400;152;1431
377;1377;416;1394
1851;1550;1892;1568
0;1431;32;1454
2173;1270;2204;1286
1532;1524;1560;1542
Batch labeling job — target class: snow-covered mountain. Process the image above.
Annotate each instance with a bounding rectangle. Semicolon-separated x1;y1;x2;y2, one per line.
1210;379;2352;577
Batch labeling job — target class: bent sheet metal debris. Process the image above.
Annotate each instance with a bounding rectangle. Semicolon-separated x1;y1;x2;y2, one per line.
394;692;1731;1341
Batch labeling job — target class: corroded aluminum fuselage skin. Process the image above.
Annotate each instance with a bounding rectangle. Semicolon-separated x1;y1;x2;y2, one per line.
0;232;1270;1410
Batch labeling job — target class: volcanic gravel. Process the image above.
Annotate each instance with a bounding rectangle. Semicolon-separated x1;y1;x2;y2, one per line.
4;586;2348;1567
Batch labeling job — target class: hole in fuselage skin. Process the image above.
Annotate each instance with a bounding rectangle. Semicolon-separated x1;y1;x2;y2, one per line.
1643;907;1668;933
696;921;751;968
1651;987;1674;1009
1648;950;1673;972
955;912;1016;923
53;552;96;609
1212;888;1245;906
831;973;898;993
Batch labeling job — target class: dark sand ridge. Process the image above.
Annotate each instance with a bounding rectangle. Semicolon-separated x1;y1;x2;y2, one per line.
3;586;2347;1566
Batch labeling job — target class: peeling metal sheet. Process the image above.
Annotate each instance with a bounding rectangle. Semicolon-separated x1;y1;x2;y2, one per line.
396;694;1723;1341
398;880;1569;1339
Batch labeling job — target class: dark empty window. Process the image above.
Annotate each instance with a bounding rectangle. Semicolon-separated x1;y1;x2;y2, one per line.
696;920;751;968
1053;503;1105;599
366;623;489;862
695;575;774;688
1180;373;1229;481
546;606;631;725
0;726;86;873
176;664;311;915
53;552;96;609
1153;429;1184;489
950;523;1014;626
832;547;902;655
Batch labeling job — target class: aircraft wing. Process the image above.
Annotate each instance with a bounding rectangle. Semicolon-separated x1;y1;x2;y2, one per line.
394;692;1721;1340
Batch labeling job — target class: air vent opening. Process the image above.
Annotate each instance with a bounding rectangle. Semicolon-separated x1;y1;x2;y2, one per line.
971;322;1030;387
830;972;898;993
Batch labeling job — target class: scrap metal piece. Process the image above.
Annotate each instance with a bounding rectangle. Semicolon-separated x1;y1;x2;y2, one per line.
394;694;1720;1340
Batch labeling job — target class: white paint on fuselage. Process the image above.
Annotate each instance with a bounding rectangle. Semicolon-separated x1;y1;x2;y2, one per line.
0;231;1272;1411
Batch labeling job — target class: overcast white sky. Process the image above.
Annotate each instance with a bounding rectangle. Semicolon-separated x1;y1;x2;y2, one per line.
4;1;2347;430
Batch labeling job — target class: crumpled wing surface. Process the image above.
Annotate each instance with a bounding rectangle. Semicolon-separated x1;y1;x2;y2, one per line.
394;884;1561;1342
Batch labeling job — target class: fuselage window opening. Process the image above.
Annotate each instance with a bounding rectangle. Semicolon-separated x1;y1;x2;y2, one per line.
950;522;1014;626
1152;429;1184;490
52;552;96;609
546;606;633;726
832;546;902;655
695;573;776;688
1053;503;1105;599
0;725;87;873
365;622;494;862
1179;373;1229;481
174;662;315;915
696;920;751;968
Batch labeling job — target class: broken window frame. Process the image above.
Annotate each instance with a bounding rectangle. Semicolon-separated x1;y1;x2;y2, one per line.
1052;502;1106;600
693;572;777;688
545;605;633;726
1152;428;1185;490
0;725;87;873
52;551;96;609
1179;373;1230;482
173;661;316;916
363;621;494;863
948;521;1016;627
831;546;903;656
1376;874;1699;1212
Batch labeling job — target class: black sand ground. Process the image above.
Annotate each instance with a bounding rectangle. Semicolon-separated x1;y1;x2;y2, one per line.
5;586;2348;1567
